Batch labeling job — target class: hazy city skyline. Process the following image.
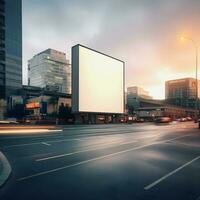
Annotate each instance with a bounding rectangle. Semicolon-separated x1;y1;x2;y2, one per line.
23;0;200;99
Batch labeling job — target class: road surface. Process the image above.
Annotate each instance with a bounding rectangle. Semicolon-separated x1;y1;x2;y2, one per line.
0;122;200;200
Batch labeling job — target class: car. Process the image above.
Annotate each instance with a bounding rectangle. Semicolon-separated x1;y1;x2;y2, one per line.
155;117;171;123
0;119;19;124
186;116;192;121
136;118;144;123
180;117;187;122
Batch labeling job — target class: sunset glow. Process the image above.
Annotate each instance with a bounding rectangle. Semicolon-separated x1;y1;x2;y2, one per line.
22;1;200;99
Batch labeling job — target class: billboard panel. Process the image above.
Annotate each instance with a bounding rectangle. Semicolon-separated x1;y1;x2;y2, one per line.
72;44;124;114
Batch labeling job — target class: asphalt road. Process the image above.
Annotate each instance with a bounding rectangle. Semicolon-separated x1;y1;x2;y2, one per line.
0;122;200;200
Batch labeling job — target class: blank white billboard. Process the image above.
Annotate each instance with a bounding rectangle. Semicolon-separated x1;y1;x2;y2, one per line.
72;44;124;114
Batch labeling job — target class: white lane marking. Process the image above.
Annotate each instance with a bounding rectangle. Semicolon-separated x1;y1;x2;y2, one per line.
17;134;192;181
3;138;82;148
61;131;159;143
2;126;193;149
37;134;191;162
0;122;194;140
3;136;124;149
2;123;193;148
2;134;131;149
0;134;64;140
41;142;51;146
36;140;138;161
144;156;200;190
2;131;162;149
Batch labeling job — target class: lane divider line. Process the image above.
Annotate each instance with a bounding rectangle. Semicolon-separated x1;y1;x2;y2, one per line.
3;138;83;149
41;142;51;146
36;140;138;161
3;131;162;149
17;134;192;181
144;155;200;190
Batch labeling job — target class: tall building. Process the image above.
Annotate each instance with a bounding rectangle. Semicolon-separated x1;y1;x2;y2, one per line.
126;86;152;113
28;49;71;94
0;0;22;100
0;0;5;99
127;86;152;99
165;78;200;108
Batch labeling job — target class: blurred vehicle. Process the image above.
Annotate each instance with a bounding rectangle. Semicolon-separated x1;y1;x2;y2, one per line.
180;117;187;122
24;119;31;123
136;118;144;123
127;116;137;124
98;117;105;121
186;116;192;121
120;118;125;123
119;117;125;123
155;117;171;123
0;119;19;124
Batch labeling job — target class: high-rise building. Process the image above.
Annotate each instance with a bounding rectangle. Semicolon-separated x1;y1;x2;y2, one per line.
0;0;5;99
0;0;22;100
126;86;152;113
28;49;71;94
127;86;152;99
165;78;200;108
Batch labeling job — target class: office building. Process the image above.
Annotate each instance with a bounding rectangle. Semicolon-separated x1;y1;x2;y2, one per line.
0;0;22;100
126;86;152;113
165;78;200;108
127;86;152;99
28;49;71;94
135;106;195;120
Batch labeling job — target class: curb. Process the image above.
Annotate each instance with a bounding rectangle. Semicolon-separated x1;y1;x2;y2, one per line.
0;151;11;187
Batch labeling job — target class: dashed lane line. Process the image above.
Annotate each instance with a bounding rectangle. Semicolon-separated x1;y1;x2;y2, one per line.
41;142;51;146
36;140;138;161
17;134;192;181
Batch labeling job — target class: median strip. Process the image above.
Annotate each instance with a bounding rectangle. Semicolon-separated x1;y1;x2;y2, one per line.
0;151;11;187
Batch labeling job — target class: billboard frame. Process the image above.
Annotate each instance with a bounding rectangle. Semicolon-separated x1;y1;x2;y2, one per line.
72;44;125;114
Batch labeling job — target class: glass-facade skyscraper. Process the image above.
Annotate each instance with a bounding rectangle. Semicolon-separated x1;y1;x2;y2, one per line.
165;78;200;108
28;49;71;94
0;0;22;100
0;0;6;99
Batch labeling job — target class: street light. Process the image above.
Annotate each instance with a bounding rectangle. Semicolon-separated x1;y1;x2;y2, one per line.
180;35;199;122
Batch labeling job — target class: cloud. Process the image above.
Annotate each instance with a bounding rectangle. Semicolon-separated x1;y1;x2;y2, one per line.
22;0;200;99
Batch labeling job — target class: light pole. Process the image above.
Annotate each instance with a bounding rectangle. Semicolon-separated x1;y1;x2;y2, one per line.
180;36;199;122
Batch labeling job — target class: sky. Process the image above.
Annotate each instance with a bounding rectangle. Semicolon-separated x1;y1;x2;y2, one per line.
22;0;200;99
